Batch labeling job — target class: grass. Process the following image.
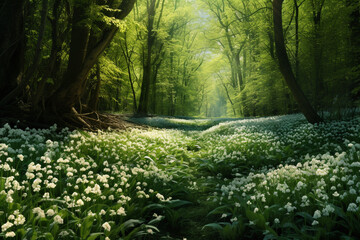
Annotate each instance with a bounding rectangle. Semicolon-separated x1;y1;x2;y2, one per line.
0;114;360;239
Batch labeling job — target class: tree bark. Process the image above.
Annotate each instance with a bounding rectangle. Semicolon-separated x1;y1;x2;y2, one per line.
25;0;49;83
310;0;325;108
32;0;65;110
294;0;300;82
273;0;322;124
0;0;25;104
347;0;360;99
137;0;156;115
88;62;101;110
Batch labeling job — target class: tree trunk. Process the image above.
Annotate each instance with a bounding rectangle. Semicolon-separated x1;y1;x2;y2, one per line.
311;0;325;108
220;78;236;116
235;50;244;90
32;0;64;111
0;0;25;105
25;0;49;83
88;62;101;110
347;0;360;100
137;0;156;115
151;62;161;114
50;0;136;115
273;0;322;124
294;0;300;82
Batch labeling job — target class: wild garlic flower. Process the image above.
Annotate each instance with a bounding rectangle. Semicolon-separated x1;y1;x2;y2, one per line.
347;203;358;212
53;215;64;224
313;210;321;219
102;222;111;231
5;231;15;238
1;222;13;232
46;209;55;217
33;207;45;218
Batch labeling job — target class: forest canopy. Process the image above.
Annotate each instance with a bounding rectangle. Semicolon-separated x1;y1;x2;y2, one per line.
0;0;359;127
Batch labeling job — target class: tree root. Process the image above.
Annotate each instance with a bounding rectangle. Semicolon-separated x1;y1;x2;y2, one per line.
1;103;142;131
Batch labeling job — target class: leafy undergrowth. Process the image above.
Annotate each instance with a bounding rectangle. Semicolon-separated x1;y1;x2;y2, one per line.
1;114;360;239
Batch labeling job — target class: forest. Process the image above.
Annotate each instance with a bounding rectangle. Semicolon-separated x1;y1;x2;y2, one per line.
0;0;360;239
0;0;359;124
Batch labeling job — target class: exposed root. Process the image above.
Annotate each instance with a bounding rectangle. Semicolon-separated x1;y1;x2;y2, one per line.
70;107;93;130
1;103;144;131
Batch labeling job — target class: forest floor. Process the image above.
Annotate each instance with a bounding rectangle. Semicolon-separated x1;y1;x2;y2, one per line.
1;114;360;239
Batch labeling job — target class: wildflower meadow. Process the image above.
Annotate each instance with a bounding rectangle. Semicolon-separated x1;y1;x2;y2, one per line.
1;114;360;239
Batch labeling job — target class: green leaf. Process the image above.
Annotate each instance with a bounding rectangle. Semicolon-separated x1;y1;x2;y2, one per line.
87;232;103;240
80;216;95;239
203;223;224;231
246;209;266;229
50;222;59;237
121;219;143;231
207;205;232;216
43;232;54;240
111;219;143;237
166;199;193;208
148;215;165;225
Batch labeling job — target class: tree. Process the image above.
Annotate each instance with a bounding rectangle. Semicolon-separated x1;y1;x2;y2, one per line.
0;0;25;105
49;0;137;115
273;0;322;124
137;0;157;115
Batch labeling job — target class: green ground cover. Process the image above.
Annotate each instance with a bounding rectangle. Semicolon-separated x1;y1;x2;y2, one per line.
1;114;360;239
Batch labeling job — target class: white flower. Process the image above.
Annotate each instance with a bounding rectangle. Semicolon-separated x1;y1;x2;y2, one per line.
117;207;126;216
347;203;358;212
313;210;321;219
102;222;111;231
76;199;84;206
322;205;335;216
284;202;296;213
230;217;238;222
46;209;55;217
54;215;64;224
274;218;280;224
312;220;319;226
33;207;45;218
5;231;15;238
14;214;26;225
47;183;56;188
1;222;13;232
156;193;165;201
315;169;327;176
